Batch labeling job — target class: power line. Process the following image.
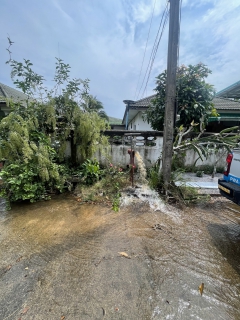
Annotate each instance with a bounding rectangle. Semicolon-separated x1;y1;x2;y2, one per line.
134;0;157;100
142;7;169;98
136;1;170;100
176;0;183;115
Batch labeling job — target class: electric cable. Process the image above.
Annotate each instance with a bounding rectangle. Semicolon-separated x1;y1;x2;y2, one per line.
142;7;169;98
136;0;169;100
134;0;157;100
176;0;183;119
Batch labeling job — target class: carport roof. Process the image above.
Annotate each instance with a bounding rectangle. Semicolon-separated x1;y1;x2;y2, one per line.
216;80;240;99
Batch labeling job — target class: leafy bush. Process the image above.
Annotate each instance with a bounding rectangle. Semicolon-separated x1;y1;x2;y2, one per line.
80;159;103;185
74;162;128;211
0;113;66;205
148;163;161;190
0;161;65;203
0;40;110;206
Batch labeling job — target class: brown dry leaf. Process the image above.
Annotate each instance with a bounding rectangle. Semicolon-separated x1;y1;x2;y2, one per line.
61;316;65;320
5;264;12;272
21;306;30;315
199;283;204;296
118;252;131;259
16;256;23;263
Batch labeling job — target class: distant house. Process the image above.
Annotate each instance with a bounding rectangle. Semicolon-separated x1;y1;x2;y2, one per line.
208;97;240;131
122;95;155;131
108;116;125;130
122;82;240;132
0;82;29;119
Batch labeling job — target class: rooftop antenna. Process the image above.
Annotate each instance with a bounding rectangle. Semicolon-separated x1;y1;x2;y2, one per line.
58;42;62;95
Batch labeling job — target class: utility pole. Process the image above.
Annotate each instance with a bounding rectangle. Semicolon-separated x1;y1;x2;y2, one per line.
162;0;180;191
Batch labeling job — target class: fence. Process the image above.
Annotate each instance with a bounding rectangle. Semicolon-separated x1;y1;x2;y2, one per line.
65;130;227;169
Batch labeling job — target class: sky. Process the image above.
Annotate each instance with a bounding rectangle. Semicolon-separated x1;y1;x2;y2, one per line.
1;0;240;119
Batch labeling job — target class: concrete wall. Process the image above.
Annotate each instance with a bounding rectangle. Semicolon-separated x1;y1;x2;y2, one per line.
94;136;163;168
67;133;227;169
184;148;227;168
94;140;227;169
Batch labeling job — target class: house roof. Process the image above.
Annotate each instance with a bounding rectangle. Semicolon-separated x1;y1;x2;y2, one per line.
122;93;240;127
213;97;240;110
0;82;29;104
124;94;156;108
122;94;156;125
216;80;240;99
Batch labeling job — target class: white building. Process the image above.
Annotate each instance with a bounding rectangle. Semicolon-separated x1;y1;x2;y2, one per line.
122;95;156;131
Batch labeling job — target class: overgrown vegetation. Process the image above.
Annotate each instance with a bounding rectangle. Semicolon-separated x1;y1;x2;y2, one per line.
74;162;129;211
1;40;237;209
0;40;109;206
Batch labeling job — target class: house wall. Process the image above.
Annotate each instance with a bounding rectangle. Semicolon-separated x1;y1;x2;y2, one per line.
128;112;153;131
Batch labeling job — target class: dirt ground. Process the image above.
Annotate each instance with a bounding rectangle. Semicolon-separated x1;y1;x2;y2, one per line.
0;193;240;320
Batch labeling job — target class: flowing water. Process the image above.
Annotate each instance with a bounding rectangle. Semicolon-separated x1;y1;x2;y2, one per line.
0;191;240;319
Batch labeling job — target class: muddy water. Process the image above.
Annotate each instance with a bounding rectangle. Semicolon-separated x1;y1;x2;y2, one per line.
0;194;240;320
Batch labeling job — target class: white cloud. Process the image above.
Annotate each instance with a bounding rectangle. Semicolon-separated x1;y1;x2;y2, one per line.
132;0;166;23
0;0;240;118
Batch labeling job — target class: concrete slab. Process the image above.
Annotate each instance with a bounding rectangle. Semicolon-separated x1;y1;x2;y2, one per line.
175;181;218;189
175;172;223;196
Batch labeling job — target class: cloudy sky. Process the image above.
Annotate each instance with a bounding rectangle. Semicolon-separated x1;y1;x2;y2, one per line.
1;0;240;119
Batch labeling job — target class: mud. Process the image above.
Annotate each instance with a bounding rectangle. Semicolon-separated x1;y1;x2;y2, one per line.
0;194;240;319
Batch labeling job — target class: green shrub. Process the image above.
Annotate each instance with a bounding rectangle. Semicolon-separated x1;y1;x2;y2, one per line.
75;162;128;211
80;159;103;185
196;170;204;177
148;164;161;190
0;161;64;204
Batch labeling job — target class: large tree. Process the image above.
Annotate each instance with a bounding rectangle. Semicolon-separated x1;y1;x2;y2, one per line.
0;42;109;203
146;63;216;131
81;95;109;121
4;53;109;163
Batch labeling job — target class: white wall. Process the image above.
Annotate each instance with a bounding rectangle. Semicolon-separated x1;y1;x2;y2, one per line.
95;136;163;168
66;137;227;169
184;148;227;168
128;112;153;131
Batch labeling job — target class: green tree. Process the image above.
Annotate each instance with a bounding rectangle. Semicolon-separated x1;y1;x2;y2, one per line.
0;40;109;204
81;95;109;121
5;51;109;164
146;63;215;131
0;109;65;203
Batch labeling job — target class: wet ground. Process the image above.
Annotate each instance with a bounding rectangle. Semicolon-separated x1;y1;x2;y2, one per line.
0;193;240;320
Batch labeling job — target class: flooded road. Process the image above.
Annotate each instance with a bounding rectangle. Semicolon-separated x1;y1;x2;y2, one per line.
0;194;240;319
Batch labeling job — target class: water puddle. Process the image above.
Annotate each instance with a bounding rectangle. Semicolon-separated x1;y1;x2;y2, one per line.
0;188;240;318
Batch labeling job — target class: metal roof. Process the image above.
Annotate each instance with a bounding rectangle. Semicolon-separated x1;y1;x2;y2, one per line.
213;97;240;110
215;80;240;99
0;82;29;103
